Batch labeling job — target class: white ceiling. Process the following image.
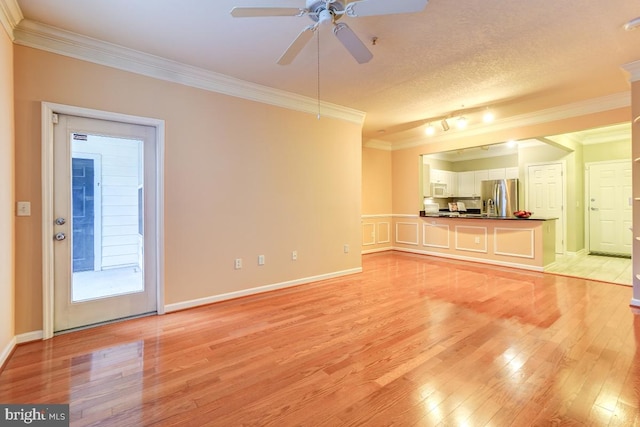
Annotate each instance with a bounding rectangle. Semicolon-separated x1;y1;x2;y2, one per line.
11;0;640;147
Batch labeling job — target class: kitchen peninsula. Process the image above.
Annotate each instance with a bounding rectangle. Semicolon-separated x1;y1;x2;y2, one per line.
405;212;558;271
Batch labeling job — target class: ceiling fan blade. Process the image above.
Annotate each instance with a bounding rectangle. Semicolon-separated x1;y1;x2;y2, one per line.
230;7;304;18
345;0;428;17
333;23;373;64
277;25;316;65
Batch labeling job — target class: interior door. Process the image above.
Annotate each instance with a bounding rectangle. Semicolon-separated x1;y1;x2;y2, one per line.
527;163;564;254
588;161;632;255
53;114;157;332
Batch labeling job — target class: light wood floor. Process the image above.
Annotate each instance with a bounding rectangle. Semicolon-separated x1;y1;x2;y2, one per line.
1;252;639;426
545;251;632;286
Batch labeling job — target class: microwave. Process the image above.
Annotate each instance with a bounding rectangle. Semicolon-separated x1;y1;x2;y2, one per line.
431;182;448;197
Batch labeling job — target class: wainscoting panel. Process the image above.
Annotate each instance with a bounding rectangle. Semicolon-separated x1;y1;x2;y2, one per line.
455;225;488;253
494;227;535;258
396;222;419;246
423;223;450;249
362;223;376;246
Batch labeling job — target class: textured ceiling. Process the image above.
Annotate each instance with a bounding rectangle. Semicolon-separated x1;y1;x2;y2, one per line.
14;0;640;147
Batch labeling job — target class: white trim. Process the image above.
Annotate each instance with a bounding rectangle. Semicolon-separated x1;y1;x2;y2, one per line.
41;102;166;339
14;19;365;126
391;247;545;272
361;247;393;255
361;214;393;219
0;0;22;40
392;92;630;151
16;330;43;343
165;268;362;313
494;227;535;259
395;222;419;245
0;336;16;368
631;298;640;308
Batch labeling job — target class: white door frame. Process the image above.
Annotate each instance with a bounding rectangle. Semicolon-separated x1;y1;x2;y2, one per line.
524;160;567;254
584;159;632;254
41;102;165;339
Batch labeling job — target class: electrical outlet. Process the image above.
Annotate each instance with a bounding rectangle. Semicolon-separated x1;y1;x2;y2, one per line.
16;201;31;217
234;258;242;269
292;250;298;261
344;244;349;253
258;255;265;266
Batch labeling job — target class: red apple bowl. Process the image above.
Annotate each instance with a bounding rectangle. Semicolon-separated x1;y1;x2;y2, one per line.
514;211;532;218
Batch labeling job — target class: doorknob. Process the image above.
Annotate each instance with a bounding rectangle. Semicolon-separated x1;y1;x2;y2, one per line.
55;217;66;225
54;232;66;241
590;207;599;211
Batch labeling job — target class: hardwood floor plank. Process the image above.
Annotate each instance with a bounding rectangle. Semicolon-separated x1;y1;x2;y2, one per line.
1;252;639;426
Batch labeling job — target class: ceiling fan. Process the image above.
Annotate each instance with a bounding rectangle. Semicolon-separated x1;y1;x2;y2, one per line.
230;0;429;65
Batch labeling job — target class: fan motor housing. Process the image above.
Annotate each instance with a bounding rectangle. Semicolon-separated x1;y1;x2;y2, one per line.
306;0;345;22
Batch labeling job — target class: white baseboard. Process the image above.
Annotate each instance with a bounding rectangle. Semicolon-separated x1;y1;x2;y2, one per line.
631;298;640;309
391;246;545;272
16;331;43;343
165;267;363;313
361;247;393;255
0;336;16;369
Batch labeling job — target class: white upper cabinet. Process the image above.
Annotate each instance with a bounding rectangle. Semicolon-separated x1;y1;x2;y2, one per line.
488;168;506;180
457;171;475;197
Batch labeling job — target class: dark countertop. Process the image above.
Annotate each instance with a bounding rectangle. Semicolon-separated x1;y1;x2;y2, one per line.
419;211;558;221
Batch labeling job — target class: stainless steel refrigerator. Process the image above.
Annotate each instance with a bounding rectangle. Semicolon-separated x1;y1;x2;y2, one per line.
481;179;519;217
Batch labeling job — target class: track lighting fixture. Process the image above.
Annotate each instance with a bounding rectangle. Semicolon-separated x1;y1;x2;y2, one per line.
482;108;495;123
440;118;450;132
425;123;435;136
456;116;467;129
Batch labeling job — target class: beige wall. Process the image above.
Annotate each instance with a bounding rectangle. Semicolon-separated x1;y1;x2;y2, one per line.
14;46;362;334
584;140;631;164
361;147;393;252
0;28;15;358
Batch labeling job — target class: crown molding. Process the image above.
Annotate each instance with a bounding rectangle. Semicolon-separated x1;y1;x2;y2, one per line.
391;91;631;151
363;139;393;151
623;59;640;82
0;0;22;40
12;19;366;125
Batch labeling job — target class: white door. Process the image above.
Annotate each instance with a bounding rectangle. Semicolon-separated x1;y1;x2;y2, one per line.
588;161;632;255
527;163;564;254
53;114;158;332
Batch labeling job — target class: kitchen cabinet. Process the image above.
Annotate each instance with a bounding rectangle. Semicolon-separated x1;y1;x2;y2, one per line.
474;170;489;196
430;169;456;196
457;171;475;197
488;168;505;180
506;167;519;179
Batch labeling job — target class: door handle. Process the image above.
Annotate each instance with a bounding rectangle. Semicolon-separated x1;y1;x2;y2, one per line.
55;217;66;225
590;207;599;211
54;232;66;241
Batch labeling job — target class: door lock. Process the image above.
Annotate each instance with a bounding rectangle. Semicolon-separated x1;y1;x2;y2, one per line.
54;232;66;241
55;217;66;225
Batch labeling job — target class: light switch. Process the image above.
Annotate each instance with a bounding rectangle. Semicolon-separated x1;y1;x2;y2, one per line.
16;201;31;217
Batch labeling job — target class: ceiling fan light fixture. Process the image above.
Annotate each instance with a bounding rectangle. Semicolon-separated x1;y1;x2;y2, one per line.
624;17;640;31
440;118;450;131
